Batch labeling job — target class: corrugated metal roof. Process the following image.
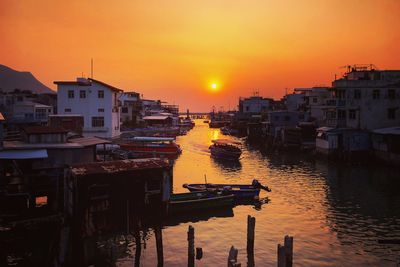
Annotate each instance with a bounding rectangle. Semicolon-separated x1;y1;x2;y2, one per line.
69;136;111;146
0;149;48;159
70;158;171;177
23;126;68;134
373;127;400;135
3;141;83;149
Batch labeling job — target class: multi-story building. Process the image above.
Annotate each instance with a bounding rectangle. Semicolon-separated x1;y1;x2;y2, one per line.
55;78;122;138
119;92;142;127
0;90;54;123
327;65;400;130
239;93;273;114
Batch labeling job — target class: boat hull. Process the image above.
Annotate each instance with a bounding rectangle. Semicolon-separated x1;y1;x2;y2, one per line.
210;146;241;160
183;184;261;199
169;191;234;213
120;143;182;155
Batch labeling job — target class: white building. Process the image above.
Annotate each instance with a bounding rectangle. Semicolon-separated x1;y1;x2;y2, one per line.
55;78;122;138
119;92;141;126
328;66;400;130
239;95;272;114
12;101;53;122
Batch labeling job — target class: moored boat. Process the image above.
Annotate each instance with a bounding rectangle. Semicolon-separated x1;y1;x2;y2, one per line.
120;136;182;158
209;139;242;160
169;191;234;213
183;179;271;199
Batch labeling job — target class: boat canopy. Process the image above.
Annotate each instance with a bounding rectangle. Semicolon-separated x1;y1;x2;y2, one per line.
211;139;241;145
132;136;176;142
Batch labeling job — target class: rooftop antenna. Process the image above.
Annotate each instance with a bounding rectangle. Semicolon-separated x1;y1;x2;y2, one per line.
91;58;93;78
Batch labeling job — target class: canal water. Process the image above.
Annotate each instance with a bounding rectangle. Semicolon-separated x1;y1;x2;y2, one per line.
116;120;400;266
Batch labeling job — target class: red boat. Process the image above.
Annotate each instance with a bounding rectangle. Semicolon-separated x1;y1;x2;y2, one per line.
120;137;182;157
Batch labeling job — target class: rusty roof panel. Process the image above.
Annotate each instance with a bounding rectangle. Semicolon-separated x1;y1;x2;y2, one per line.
23;126;68;134
69;136;111;146
70;158;171;177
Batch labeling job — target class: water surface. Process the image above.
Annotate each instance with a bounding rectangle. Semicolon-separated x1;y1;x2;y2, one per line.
116;120;400;266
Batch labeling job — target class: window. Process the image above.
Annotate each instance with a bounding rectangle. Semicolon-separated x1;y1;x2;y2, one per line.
68;90;74;98
245;106;249;111
98;108;104;112
98;90;104;98
65;108;71;112
372;90;380;99
388;108;396;119
122;107;128;113
388;89;396;99
313;97;317;103
338;110;346;119
92;116;104;127
284;116;290;121
349;109;356;120
354;89;361;99
80;90;86;98
17;96;23;102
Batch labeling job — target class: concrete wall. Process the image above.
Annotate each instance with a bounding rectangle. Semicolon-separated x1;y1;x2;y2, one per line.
57;81;121;138
344;87;400;130
240;97;270;113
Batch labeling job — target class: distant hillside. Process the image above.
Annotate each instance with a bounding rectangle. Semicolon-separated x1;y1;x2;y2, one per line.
0;64;54;94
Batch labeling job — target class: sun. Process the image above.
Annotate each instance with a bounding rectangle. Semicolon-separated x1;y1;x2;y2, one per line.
209;82;219;92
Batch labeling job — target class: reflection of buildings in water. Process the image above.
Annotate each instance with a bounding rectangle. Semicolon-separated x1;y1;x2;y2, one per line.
315;160;400;263
265;152;315;171
91;227;155;267
211;157;242;173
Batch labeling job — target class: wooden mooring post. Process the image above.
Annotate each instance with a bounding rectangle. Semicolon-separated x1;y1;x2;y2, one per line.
277;235;293;267
247;215;255;267
227;246;241;267
155;227;164;267
188;225;195;267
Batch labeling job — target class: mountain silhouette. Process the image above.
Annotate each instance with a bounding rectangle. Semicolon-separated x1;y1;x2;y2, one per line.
0;64;54;94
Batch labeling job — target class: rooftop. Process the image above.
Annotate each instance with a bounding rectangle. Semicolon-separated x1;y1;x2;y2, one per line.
49;114;83;118
143;115;171;120
69;136;111;146
70;158;171;177
54;77;123;92
373;127;400;135
3;140;83;149
23;126;68;134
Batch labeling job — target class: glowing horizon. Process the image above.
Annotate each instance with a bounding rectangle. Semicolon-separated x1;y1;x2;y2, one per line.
1;0;400;112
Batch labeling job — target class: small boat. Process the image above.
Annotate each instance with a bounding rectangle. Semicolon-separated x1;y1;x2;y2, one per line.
120;136;182;158
209;139;242;160
183;179;271;199
169;191;234;213
221;126;239;136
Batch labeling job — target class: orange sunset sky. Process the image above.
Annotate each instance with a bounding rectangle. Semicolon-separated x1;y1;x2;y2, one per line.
1;0;400;112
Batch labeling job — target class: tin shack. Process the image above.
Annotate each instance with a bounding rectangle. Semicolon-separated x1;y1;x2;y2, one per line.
64;158;172;237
